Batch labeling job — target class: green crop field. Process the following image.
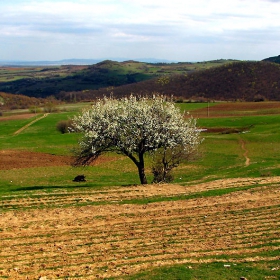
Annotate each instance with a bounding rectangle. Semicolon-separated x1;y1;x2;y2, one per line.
0;102;279;279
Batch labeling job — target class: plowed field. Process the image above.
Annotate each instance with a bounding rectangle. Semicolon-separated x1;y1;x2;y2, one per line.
0;177;279;279
194;101;280;117
0;150;117;170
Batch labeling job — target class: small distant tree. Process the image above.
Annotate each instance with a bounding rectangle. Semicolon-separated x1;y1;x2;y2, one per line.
44;96;59;113
29;106;42;114
44;102;57;113
72;95;201;184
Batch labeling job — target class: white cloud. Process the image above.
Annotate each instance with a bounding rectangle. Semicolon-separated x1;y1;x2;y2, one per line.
0;0;280;61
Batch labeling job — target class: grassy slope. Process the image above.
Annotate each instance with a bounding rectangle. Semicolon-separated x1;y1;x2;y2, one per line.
0;102;279;279
0;112;78;154
123;262;280;280
196;115;280;178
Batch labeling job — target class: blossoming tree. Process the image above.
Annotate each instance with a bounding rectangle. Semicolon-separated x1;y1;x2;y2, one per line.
72;95;201;184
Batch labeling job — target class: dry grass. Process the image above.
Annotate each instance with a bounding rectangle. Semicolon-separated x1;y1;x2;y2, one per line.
0;177;279;279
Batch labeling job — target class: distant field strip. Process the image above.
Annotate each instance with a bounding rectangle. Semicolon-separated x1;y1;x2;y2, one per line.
0;177;279;279
13;113;49;135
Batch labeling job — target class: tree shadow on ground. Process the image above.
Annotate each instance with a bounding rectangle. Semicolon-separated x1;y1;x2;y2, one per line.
12;184;90;192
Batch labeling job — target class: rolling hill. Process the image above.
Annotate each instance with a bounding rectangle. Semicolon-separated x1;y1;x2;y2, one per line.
62;61;280;102
1;60;280;103
0;60;237;99
263;55;280;64
0;92;47;111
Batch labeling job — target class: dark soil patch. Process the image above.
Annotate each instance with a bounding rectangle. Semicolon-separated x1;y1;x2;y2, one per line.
194;101;280;118
0;150;117;170
0;150;72;169
0;113;36;122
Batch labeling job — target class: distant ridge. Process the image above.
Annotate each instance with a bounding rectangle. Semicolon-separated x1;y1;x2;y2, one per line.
0;58;178;66
0;59;102;66
262;55;280;64
2;59;280;102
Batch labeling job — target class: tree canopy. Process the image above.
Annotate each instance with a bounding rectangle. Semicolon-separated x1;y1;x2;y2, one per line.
72;95;201;184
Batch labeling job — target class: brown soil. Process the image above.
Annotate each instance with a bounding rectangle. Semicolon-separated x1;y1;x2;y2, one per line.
208;101;280;111
0;113;36;122
0;150;117;170
0;150;73;169
193;101;280;118
0;177;279;279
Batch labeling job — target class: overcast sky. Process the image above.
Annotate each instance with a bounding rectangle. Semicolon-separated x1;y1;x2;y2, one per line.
1;0;280;62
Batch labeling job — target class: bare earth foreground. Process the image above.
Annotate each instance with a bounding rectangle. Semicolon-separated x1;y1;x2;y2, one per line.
0;172;280;279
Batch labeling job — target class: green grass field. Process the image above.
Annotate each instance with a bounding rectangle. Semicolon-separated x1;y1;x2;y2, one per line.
123;261;280;280
0;112;78;154
0;102;279;191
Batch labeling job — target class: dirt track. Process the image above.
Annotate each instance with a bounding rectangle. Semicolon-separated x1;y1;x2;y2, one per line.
0;177;279;279
13;113;49;135
239;139;250;166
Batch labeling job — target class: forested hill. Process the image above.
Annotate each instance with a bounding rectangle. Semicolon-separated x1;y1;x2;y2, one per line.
0;92;47;110
263;55;280;64
60;61;280;102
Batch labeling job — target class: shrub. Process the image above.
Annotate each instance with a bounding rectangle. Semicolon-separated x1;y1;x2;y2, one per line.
29;106;42;113
56;120;73;134
44;103;59;113
151;145;200;183
152;164;174;183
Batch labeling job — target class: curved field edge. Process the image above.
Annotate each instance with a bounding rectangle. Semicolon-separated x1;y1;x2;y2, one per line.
0;177;279;279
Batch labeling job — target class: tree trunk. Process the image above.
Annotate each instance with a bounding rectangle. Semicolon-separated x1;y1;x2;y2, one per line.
125;150;148;184
138;164;147;184
138;152;147;184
